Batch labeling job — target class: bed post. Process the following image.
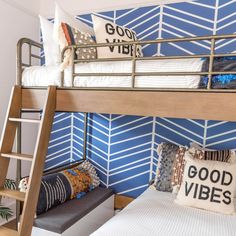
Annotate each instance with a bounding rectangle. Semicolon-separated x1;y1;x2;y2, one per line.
16;39;23;230
83;113;88;160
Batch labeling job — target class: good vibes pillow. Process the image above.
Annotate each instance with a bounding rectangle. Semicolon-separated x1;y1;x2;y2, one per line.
92;14;143;58
175;152;236;214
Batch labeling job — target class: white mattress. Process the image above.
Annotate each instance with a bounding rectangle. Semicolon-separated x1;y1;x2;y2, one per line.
91;188;236;236
22;59;203;88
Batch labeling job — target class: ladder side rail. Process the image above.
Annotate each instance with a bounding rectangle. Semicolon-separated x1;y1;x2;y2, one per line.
19;86;56;236
0;86;21;188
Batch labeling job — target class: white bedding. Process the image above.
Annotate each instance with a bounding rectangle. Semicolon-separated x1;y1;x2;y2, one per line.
22;58;203;88
91;188;236;236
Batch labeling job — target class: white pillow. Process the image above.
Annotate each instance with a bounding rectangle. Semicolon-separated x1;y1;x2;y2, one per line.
39;15;60;66
53;3;94;44
91;14;143;58
175;152;236;215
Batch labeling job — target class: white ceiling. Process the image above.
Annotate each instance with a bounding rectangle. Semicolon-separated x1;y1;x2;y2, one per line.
1;0;193;17
40;0;193;17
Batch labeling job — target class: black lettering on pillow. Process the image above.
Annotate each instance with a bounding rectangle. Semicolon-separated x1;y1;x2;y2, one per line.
199;167;209;181
125;29;132;39
210;187;222;203
188;165;197;178
117;39;121;54
105;39;116;52
105;23;115;35
185;181;194;196
131;31;136;40
221;171;233;186
116;25;125;37
198;185;210;200
223;191;232;205
193;183;199;199
136;47;142;57
122;44;130;55
210;170;221;183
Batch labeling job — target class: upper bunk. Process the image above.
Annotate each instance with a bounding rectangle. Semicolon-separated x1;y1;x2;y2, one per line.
18;34;236;122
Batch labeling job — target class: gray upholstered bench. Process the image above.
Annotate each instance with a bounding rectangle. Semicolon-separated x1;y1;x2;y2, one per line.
32;187;114;236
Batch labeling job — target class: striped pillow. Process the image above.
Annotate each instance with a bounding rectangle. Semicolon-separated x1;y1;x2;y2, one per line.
19;161;100;215
203;149;232;162
37;167;92;215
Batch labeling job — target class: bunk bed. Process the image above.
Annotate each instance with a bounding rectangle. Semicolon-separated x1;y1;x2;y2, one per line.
18;34;236;122
14;34;236;236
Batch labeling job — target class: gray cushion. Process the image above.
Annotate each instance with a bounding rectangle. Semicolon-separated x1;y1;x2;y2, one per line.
34;187;114;233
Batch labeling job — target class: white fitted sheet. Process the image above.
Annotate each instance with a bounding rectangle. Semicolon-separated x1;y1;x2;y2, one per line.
91;188;236;236
22;58;203;88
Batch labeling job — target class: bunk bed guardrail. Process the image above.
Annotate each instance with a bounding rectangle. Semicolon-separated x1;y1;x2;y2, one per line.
17;34;236;91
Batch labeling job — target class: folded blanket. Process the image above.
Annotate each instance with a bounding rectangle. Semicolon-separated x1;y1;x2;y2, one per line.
200;57;236;89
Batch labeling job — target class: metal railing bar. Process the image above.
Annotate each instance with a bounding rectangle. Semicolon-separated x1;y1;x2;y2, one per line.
73;71;236;77
132;44;137;88
22;63;30;67
31;54;42;60
63;34;236;50
74;53;236;63
73;73;133;77
207;38;216;89
21;86;236;93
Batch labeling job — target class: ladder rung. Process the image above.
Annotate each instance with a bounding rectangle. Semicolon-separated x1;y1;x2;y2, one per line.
0;189;25;202
0;226;18;236
1;152;33;161
21;108;42;113
9;118;41;124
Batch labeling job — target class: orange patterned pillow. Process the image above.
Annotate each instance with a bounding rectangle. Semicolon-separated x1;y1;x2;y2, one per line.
172;147;204;193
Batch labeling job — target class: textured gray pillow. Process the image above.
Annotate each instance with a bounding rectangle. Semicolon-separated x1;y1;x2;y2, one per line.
155;142;179;192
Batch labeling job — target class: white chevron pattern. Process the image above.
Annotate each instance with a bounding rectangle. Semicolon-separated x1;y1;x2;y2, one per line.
44;0;236;198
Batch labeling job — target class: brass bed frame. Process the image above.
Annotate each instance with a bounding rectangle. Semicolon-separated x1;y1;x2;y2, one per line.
15;34;236;228
17;33;236;121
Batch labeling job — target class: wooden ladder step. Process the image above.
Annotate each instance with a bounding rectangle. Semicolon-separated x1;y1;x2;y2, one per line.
9;118;41;124
0;226;18;236
0;189;25;202
1;152;33;161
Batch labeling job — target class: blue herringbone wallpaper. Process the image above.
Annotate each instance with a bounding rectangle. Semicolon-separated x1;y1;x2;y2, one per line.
45;0;236;198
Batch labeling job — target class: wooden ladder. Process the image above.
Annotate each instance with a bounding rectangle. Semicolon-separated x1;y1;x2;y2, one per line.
0;85;56;236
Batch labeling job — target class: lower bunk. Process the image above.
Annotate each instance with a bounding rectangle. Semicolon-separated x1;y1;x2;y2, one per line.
32;187;114;236
91;187;236;236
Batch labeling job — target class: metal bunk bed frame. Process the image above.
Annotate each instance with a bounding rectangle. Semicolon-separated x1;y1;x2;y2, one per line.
15;33;236;225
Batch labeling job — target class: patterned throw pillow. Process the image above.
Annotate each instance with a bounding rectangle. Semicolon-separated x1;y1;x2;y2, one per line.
171;146;205;193
79;160;100;188
19;160;100;215
92;14;143;58
175;154;236;215
37;167;92;215
59;22;97;70
172;145;235;194
155;143;179;192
